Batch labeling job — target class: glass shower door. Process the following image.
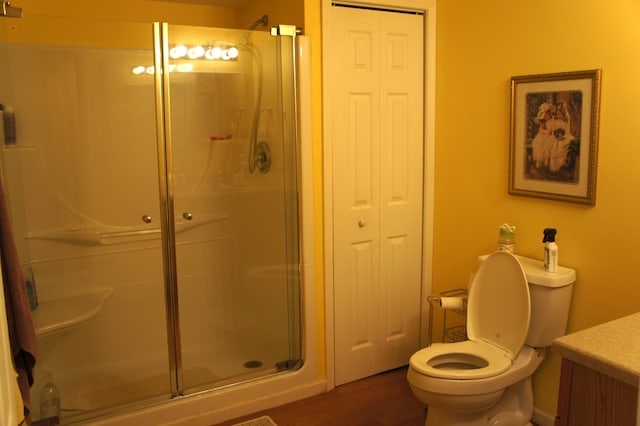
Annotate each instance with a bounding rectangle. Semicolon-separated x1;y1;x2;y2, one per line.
162;23;302;392
0;15;303;423
0;17;172;423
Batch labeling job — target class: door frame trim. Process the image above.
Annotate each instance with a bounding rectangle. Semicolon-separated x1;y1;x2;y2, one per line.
321;0;436;390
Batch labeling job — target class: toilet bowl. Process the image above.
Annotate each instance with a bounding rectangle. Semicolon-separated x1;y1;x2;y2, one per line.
407;251;576;426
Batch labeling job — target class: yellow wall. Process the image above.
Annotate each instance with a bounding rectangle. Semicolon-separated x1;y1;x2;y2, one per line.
303;0;326;379
435;0;640;414
1;0;305;46
0;0;239;46
241;0;303;32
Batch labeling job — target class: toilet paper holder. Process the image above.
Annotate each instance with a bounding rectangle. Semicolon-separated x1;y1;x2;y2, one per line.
427;288;468;345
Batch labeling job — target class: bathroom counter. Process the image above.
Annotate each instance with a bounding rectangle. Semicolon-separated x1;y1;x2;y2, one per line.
552;311;640;388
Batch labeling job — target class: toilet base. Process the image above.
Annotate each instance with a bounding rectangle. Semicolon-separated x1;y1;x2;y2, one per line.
425;407;489;426
424;411;533;426
422;377;535;426
425;409;534;426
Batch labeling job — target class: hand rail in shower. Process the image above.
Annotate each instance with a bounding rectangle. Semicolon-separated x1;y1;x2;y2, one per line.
25;214;228;245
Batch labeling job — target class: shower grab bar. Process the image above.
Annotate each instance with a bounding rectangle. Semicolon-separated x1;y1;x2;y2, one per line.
25;214;228;245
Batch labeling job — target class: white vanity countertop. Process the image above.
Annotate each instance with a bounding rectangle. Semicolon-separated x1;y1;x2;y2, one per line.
552;312;640;388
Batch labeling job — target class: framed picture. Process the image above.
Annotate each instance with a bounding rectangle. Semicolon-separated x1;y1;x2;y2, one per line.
509;69;602;205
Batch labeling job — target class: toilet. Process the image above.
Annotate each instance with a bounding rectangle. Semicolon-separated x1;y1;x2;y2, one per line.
407;251;576;426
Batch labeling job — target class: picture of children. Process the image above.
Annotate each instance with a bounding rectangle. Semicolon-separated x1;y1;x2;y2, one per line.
531;102;557;169
524;91;582;183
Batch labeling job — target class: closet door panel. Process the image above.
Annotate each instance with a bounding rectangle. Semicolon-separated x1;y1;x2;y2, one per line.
330;5;424;385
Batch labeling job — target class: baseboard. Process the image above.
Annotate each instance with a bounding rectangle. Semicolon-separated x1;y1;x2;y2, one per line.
532;407;555;426
207;379;327;424
162;379;328;425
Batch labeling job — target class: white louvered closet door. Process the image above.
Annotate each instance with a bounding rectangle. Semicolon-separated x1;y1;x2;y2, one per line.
329;4;424;385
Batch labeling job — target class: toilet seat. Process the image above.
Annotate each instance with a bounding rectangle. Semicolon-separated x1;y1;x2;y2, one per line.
410;340;511;379
407;346;543;396
411;251;530;381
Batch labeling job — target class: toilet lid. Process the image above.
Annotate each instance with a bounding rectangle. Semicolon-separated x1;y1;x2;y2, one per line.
467;251;530;360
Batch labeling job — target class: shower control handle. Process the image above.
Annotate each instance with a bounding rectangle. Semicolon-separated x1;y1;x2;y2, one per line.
182;212;193;221
142;214;152;224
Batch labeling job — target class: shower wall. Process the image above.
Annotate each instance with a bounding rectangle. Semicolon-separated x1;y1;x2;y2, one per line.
1;24;298;422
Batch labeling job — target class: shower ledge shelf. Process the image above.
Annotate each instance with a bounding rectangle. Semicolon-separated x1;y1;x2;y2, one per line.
32;287;114;337
25;214;228;245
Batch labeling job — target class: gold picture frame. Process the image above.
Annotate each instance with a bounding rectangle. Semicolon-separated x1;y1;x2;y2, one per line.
509;69;601;206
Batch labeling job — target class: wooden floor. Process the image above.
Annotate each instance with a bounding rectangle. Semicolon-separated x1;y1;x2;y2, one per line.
216;366;427;426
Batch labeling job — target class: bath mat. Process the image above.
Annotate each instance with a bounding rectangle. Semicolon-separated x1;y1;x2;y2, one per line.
232;416;277;426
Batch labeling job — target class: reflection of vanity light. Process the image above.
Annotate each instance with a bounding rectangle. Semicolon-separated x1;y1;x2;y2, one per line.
187;45;205;59
132;43;237;75
170;44;188;59
131;64;189;75
220;47;239;60
205;47;223;60
180;44;238;61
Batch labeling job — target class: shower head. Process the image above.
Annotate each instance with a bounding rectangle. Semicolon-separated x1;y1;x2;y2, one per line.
1;1;22;18
248;14;268;31
243;14;268;46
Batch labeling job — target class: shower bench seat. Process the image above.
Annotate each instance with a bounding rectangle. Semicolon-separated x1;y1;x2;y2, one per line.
32;287;114;337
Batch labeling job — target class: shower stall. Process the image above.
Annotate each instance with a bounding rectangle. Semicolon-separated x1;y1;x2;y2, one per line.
0;14;313;425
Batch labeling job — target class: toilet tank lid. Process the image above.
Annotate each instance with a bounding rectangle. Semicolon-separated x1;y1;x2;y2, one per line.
478;254;576;288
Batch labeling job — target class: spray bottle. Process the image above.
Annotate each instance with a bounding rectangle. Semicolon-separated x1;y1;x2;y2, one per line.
543;228;558;273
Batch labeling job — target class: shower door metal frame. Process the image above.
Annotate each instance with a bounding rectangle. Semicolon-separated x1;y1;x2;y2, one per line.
273;24;305;369
153;22;183;397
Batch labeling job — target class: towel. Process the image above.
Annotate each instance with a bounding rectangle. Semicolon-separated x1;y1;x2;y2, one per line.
0;170;37;418
14;369;25;425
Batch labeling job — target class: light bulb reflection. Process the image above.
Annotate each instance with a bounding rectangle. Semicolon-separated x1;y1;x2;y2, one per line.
170;45;188;59
187;45;205;59
133;43;238;75
205;47;220;60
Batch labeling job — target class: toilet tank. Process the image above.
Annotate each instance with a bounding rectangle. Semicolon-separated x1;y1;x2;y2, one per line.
478;254;576;348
